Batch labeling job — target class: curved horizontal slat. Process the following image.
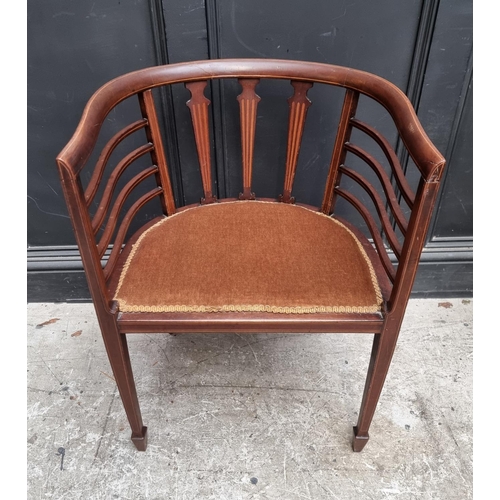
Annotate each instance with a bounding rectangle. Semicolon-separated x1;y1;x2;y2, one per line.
340;166;402;259
350;118;415;207
335;187;396;283
103;187;163;280
97;166;159;257
344;143;408;235
85;119;148;205
91;143;154;233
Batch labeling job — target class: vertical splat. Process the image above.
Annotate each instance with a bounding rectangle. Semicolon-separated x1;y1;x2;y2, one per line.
279;80;313;204
237;79;261;200
185;81;216;204
138;89;176;215
321;88;359;214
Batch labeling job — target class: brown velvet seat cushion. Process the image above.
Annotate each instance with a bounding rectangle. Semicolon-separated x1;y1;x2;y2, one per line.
114;201;382;314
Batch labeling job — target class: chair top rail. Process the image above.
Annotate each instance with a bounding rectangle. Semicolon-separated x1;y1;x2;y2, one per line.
57;59;445;181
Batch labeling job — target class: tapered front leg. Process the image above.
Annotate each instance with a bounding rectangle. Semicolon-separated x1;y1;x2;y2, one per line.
98;311;147;451
353;317;402;452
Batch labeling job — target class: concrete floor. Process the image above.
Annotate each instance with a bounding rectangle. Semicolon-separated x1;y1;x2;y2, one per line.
27;299;472;499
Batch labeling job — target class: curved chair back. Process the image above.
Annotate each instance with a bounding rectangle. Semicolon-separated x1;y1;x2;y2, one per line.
57;59;445;317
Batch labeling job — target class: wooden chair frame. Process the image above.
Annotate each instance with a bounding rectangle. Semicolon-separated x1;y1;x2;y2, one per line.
57;59;445;452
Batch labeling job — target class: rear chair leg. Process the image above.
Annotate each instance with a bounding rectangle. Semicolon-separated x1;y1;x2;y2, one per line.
99;313;147;451
353;320;401;452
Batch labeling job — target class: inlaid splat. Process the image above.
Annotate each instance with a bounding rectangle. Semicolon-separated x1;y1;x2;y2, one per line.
185;81;216;204
279;81;313;203
237;79;261;200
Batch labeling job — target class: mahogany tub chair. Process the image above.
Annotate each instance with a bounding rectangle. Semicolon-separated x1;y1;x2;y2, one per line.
57;59;445;452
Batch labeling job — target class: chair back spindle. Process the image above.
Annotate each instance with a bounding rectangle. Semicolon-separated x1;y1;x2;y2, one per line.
138;89;176;215
185;81;216;204
322;88;359;215
279;81;313;203
237;78;261;200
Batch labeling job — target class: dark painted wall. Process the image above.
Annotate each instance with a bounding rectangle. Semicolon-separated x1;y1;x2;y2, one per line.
28;0;159;245
27;0;472;301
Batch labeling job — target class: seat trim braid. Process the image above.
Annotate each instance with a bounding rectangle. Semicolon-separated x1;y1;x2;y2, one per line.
113;201;383;314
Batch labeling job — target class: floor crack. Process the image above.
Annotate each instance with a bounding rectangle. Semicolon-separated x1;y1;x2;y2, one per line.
92;386;117;464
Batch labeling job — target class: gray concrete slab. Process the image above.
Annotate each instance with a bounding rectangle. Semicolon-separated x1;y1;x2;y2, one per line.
27;299;472;499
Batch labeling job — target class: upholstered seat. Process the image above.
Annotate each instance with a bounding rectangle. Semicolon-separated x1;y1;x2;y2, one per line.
114;201;382;314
